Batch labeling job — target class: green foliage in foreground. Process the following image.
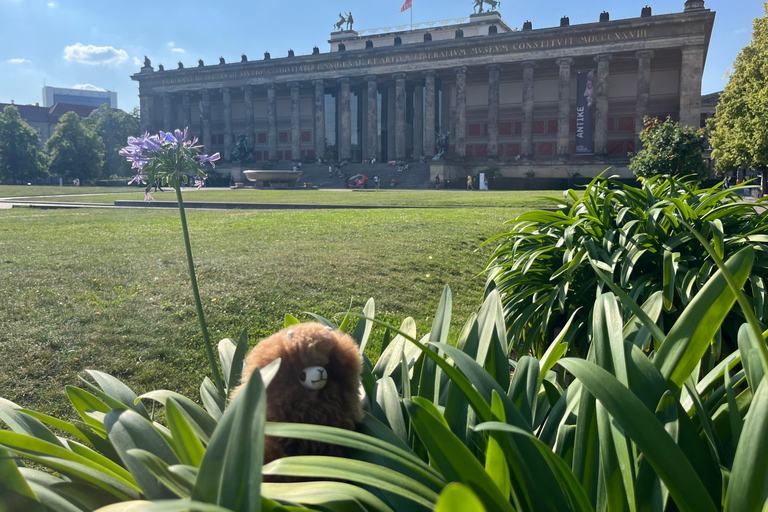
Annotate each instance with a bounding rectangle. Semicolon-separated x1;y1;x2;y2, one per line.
2;239;768;511
629;117;707;181
708;3;768;172
485;175;768;361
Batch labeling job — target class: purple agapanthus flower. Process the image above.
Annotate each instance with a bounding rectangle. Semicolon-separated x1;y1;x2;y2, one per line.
144;191;155;202
195;176;207;190
195;153;221;169
127;172;147;186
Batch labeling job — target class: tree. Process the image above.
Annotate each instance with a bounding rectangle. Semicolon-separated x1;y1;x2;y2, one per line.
629;116;708;181
83;104;140;177
0;105;48;183
708;3;768;172
45;112;105;182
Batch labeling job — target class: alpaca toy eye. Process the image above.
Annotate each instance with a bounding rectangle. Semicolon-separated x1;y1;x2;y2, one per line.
300;366;327;390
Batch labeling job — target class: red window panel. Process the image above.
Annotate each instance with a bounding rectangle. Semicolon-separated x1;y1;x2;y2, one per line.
301;131;311;143
279;132;290;143
466;144;474;157
499;122;513;136
306;149;315;159
468;123;482;137
254;151;262;161
607;140;624;155
570;119;577;133
475;144;487;158
607;117;616;132
618;116;634;132
284;150;292;161
257;133;267;144
515;122;522;135
506;143;520;157
537;142;553;156
626;139;635;154
533;120;545;134
547;120;558;134
277;150;284;160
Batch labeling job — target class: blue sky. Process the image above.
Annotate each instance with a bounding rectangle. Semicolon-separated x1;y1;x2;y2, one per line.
0;0;763;111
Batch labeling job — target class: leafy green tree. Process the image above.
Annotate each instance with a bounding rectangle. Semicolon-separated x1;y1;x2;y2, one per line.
83;103;140;177
0;105;48;183
708;3;768;172
45;112;105;182
629;116;708;181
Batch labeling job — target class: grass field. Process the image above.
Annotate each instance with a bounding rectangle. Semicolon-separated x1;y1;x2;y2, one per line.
2;187;570;208
0;185;137;197
0;204;528;420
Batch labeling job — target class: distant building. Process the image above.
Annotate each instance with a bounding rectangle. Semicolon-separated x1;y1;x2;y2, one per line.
0;101;100;147
42;86;117;109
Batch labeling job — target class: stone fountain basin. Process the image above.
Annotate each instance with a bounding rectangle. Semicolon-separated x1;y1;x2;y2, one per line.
243;170;303;184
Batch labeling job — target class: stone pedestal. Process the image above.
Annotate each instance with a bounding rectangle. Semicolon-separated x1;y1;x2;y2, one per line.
267;85;278;162
423;71;436;158
521;61;535;158
454;67;467;158
594;54;612;155
555;58;573;158
486;64;501;158
289;82;301;162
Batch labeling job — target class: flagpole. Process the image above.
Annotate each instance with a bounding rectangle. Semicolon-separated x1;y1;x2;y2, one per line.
411;0;413;30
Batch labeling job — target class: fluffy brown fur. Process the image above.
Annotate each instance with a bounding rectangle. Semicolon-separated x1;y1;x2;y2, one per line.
232;322;363;464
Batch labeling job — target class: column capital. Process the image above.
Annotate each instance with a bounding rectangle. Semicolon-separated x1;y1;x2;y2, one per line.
312;79;324;87
338;77;351;85
453;66;467;75
240;85;253;92
595;53;613;63
635;50;654;60
392;72;406;80
681;45;705;56
365;75;378;82
219;87;231;94
486;63;501;72
200;89;210;99
555;57;573;68
521;60;536;69
266;83;276;90
422;70;437;78
287;81;300;89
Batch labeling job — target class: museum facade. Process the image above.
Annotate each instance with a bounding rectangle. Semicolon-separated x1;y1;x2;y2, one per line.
132;0;714;178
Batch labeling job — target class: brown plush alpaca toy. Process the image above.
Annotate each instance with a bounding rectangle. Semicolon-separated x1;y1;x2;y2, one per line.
232;322;364;464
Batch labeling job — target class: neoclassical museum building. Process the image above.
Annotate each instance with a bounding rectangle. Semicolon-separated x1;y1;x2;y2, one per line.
132;0;714;180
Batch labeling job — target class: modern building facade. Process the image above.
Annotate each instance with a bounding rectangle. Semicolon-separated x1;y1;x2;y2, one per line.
42;86;117;109
131;0;714;180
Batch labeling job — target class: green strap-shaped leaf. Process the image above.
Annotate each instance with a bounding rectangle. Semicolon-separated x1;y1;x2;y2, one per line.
165;399;206;468
199;377;224;421
86;370;149;419
435;483;487;512
126;449;193;499
138;390;217;443
0;446;44;512
654;246;754;389
66;386;111;433
192;359;267;512
92;500;236;512
0;397;63;447
374;377;408;443
263;481;393;512
560;358;718;512
352;297;375;355
485;392;511;500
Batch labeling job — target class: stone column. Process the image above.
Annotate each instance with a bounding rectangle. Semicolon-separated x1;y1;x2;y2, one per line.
313;80;326;161
387;83;395;160
200;89;212;154
366;75;378;160
289;82;301;162
635;50;653;151
454;66;467;158
393;74;407;161
594;53;612;155
139;91;154;133
162;93;173;131
555;58;573;158
679;46;705;128
486;64;501;159
181;91;192;132
267;84;278;162
521;61;536;158
413;79;424;160
423;71;436;157
221;88;233;161
242;86;255;149
339;78;352;161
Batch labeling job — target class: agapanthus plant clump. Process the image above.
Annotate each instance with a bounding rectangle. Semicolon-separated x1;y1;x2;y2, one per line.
120;128;227;395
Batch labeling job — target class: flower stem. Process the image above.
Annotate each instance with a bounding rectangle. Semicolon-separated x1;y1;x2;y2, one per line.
174;183;226;395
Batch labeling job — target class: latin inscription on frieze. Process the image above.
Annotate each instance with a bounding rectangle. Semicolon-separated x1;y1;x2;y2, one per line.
161;29;648;86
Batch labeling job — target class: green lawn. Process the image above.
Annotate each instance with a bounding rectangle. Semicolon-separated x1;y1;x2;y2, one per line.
0;205;526;419
0;185;137;197
5;188;570;207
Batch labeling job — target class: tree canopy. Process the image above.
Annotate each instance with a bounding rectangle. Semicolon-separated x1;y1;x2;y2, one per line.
708;3;768;171
0;105;48;184
629;116;708;181
83;104;140;177
45;112;106;182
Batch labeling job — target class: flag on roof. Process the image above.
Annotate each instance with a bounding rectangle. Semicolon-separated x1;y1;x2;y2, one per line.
399;0;412;12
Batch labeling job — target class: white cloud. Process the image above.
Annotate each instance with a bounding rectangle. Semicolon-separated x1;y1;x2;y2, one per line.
133;56;142;66
73;83;106;91
47;2;55;7
167;42;175;48
171;48;185;53
63;43;129;66
8;58;30;64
